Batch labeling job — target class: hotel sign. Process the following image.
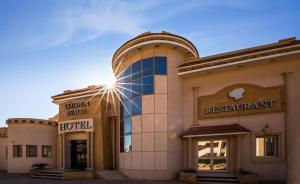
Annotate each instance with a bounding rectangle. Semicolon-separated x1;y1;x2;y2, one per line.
65;101;90;117
198;84;284;119
58;119;93;134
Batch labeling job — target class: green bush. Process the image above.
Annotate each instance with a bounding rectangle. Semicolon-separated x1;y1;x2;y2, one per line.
32;163;49;169
182;168;196;173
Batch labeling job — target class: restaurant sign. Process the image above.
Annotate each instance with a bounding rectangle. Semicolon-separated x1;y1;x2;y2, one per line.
58;119;93;134
197;84;284;119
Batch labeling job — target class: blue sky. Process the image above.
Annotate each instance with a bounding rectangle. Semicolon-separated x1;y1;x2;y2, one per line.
0;0;299;127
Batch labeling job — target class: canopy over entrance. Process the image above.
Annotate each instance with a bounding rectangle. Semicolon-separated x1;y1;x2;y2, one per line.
182;124;250;138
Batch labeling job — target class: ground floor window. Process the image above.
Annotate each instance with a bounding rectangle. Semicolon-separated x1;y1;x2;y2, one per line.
26;145;38;157
13;145;22;157
256;135;278;158
42;145;52;157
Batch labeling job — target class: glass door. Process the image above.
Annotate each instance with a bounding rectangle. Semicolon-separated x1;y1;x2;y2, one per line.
197;139;228;171
70;140;87;170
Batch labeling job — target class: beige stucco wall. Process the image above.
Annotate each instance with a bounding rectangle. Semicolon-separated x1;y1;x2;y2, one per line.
182;55;300;181
0;136;7;171
7;122;57;173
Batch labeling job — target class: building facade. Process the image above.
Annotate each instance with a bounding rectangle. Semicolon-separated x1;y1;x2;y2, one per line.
112;32;300;182
52;86;114;171
0;118;57;173
0;32;300;183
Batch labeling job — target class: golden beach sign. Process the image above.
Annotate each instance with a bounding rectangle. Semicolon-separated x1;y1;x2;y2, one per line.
197;84;284;119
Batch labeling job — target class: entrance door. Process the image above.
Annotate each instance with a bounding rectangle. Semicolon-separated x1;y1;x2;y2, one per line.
70;140;87;170
197;139;228;171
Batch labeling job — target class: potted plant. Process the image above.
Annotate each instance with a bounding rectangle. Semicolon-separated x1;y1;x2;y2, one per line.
29;163;49;176
179;169;197;183
32;163;49;169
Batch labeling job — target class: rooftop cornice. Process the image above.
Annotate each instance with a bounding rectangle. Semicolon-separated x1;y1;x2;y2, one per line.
112;31;199;72
6;118;57;127
178;37;300;75
52;85;105;103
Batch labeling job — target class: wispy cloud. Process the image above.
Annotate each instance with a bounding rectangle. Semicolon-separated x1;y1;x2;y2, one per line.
0;0;256;52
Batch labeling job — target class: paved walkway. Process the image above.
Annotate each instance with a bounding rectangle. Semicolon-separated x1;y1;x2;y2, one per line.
0;173;185;184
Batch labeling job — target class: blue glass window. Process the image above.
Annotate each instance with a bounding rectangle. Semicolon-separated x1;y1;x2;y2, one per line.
132;78;142;97
154;57;167;75
123;84;132;99
124;117;132;135
124;135;132;152
124;99;131;117
143;75;154;95
142;58;153;76
132;61;142;80
124;66;132;80
132;96;142;115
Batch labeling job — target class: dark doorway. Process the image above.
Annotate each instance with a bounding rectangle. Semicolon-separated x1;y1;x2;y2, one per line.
70;140;87;170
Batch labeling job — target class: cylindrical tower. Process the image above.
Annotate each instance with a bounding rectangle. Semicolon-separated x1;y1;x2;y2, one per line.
112;31;199;179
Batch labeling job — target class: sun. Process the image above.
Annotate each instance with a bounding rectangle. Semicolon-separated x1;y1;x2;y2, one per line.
104;76;116;89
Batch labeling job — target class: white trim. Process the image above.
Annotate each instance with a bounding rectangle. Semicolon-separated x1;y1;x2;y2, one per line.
183;131;249;138
179;44;300;70
178;48;300;76
113;39;198;64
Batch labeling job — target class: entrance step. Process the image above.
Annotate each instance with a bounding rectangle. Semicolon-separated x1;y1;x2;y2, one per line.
30;170;63;180
198;173;240;184
96;170;129;180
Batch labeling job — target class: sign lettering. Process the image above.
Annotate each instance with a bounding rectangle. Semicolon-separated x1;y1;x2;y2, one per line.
58;119;93;134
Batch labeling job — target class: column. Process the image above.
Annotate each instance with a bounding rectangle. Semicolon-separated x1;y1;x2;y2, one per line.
188;138;193;168
91;131;94;170
111;117;116;169
62;134;65;169
87;132;90;169
192;87;199;125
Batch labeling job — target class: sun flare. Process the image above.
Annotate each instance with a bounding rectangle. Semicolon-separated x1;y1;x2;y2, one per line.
104;77;116;89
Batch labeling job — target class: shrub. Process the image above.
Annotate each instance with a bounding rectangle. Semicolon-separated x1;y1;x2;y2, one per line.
182;168;196;173
32;163;49;169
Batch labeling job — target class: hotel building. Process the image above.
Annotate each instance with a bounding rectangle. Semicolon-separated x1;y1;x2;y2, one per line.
1;32;300;183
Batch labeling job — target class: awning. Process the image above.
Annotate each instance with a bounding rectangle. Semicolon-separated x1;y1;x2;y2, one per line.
182;124;250;138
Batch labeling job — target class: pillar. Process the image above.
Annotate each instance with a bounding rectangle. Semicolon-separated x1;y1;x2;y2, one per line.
188;138;193;168
62;134;65;169
87;132;90;169
91;131;94;170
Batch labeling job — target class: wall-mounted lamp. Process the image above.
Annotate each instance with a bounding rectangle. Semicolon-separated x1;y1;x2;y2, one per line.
262;124;271;134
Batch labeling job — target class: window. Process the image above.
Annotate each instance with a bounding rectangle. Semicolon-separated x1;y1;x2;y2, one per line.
142;58;153;76
13;145;22;157
123;84;132;99
124;135;132;152
132;61;142;80
124;99;132;117
143;75;154;95
256;135;278;157
26;145;38;157
132;78;142;97
42;145;52;157
124;117;132;135
132;96;142;115
154;57;167;75
118;57;167;152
